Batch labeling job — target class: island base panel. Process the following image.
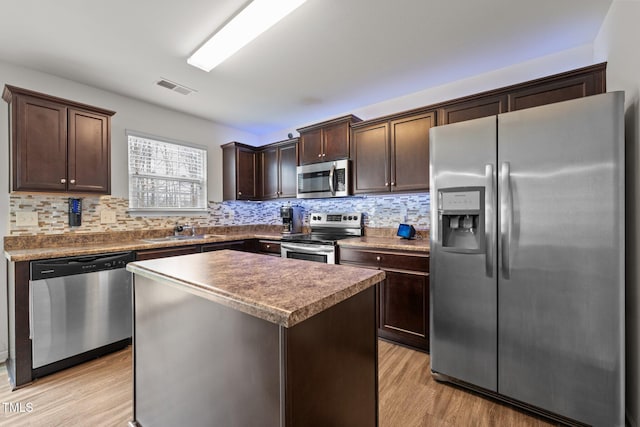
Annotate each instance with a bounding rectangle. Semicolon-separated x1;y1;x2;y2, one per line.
284;285;378;427
132;275;379;427
133;275;281;427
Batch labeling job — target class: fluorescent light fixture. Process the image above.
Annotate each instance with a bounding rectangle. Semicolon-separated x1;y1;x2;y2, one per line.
188;0;307;72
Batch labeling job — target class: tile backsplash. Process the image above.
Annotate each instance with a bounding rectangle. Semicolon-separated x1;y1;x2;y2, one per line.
8;193;430;236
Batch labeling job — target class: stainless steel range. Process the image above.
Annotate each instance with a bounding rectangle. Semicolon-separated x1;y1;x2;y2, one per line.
280;212;363;264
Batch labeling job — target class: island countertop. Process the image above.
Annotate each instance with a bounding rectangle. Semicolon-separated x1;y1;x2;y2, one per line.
127;249;385;328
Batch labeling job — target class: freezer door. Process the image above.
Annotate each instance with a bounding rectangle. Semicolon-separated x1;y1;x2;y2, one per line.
497;92;624;426
429;116;498;391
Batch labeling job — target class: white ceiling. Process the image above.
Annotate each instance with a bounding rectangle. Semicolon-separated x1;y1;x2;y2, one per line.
0;0;613;136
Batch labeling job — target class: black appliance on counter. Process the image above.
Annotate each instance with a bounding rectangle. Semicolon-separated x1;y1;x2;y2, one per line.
280;212;363;264
280;205;303;234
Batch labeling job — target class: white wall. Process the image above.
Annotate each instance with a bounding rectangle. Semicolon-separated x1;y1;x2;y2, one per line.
0;59;258;361
594;1;640;425
258;45;595;144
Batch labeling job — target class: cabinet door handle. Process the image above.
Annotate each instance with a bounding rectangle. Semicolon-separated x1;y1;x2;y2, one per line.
376;256;381;261
266;245;271;249
70;179;76;184
391;182;395;186
238;191;242;196
317;153;322;157
60;178;66;184
385;182;389;186
322;153;326;157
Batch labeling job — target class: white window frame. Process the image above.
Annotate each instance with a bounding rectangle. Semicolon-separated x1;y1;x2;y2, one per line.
127;130;208;215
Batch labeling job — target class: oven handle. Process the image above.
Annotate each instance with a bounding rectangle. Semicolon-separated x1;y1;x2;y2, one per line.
281;243;335;254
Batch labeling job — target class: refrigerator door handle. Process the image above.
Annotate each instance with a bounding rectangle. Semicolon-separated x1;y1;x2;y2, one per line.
500;161;512;279
485;164;494;277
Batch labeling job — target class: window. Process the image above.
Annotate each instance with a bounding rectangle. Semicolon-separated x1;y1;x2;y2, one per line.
127;131;208;213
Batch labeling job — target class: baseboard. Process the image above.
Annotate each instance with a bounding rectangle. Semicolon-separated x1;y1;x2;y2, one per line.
0;350;8;363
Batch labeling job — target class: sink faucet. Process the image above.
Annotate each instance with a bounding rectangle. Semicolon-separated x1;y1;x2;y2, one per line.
174;222;196;237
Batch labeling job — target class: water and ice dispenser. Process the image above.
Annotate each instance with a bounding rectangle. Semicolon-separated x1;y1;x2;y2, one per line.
438;187;485;253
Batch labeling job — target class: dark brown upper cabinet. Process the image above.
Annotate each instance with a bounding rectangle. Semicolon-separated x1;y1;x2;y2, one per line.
297;114;361;165
222;141;259;201
260;138;298;199
3;85;114;194
439;62;605;125
352;111;435;194
438;95;508;125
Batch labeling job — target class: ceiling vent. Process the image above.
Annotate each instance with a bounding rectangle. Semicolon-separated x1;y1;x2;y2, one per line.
156;78;196;95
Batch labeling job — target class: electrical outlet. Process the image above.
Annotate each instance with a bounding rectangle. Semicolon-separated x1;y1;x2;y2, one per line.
101;210;117;224
16;211;38;227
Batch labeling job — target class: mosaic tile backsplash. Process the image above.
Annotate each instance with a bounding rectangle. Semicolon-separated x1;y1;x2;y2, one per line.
8;193;430;236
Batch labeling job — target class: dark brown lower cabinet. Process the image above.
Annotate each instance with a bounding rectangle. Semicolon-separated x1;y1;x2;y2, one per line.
256;239;281;256
202;240;252;253
339;247;430;351
136;245;200;261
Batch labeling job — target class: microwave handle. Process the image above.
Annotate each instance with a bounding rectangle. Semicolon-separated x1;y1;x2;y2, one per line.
329;164;336;196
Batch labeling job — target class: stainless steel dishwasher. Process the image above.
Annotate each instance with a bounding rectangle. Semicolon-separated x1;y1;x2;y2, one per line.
29;252;135;372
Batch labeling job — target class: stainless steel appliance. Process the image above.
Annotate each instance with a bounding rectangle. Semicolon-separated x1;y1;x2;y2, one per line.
296;159;351;198
280;204;303;234
281;212;363;263
29;252;135;374
429;92;625;426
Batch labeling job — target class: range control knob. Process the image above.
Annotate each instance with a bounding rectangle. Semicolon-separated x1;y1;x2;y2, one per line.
353;215;358;221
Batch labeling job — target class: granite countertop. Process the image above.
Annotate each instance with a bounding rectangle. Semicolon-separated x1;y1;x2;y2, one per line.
4;231;283;262
4;227;429;261
127;249;385;328
338;236;430;252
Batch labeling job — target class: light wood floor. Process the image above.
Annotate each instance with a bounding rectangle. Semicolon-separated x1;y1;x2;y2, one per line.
0;341;558;426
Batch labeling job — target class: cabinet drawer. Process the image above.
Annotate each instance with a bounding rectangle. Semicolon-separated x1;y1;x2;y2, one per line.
339;248;428;273
136;245;200;261
257;240;281;255
202;241;248;252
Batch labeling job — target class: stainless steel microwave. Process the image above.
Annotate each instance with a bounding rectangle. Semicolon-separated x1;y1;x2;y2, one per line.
296;159;351;198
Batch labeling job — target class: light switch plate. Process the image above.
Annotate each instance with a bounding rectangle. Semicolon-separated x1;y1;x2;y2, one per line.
101;210;117;224
16;211;38;227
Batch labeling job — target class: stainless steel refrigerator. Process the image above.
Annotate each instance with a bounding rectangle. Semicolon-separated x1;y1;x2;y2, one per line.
429;91;624;426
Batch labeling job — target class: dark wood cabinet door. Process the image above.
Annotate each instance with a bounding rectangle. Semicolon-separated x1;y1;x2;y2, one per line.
439;94;508;125
339;247;430;351
299;128;323;165
261;146;279;199
278;141;298;198
507;73;602;111
256;240;281;256
322;121;350;161
14;95;67;191
379;271;429;351
222;144;237;201
236;147;258;200
68;108;110;193
390;112;434;192
352;122;389;194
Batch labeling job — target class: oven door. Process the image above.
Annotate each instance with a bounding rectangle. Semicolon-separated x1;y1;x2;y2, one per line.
280;242;336;264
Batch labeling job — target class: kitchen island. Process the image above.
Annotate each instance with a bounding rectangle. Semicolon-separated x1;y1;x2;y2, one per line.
126;250;385;427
